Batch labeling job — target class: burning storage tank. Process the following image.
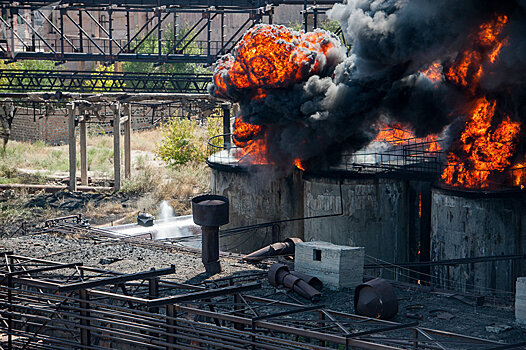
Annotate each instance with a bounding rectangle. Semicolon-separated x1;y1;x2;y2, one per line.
431;187;526;294
302;128;440;275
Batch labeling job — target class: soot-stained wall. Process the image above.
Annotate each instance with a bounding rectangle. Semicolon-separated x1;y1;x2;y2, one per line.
431;188;526;294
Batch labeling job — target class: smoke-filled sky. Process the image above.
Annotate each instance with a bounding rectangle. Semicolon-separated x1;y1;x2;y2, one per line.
211;0;526;170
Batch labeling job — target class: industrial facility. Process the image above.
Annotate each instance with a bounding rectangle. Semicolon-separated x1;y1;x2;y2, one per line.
1;0;526;349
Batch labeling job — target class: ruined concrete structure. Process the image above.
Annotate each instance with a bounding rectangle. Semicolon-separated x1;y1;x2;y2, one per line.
431;188;526;294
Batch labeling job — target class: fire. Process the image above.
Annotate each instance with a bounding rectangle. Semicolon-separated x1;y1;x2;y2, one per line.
418;194;422;219
374;123;415;145
214;24;340;99
214;24;343;169
442;98;521;188
445;16;508;91
422;61;443;84
294;158;306;171
232;118;268;164
441;15;524;189
374;122;441;152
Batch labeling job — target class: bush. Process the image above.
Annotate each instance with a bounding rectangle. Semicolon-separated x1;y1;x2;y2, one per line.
156;118;206;166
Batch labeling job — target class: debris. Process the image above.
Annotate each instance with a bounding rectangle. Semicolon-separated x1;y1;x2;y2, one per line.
99;257;122;265
406;305;424;311
485;324;512;334
137;212;155;227
429;309;455;321
268;263;321;302
405;312;423;320
450;294;485;307
243;238;303;262
355;278;398;320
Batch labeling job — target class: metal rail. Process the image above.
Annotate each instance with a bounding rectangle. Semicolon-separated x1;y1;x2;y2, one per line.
0;70;212;93
0;0;341;64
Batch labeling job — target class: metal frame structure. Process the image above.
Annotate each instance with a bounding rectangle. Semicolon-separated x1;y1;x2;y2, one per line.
2;247;524;350
0;0;341;64
0;70;212;93
206;130;444;177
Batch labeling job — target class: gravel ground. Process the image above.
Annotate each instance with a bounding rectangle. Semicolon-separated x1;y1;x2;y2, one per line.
1;231;525;347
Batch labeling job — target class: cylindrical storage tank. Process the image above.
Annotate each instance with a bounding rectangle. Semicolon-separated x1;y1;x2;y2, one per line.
431;187;526;295
303;174;431;278
210;164;304;254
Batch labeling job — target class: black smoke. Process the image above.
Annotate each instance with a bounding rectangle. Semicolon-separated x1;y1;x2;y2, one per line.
210;0;526;171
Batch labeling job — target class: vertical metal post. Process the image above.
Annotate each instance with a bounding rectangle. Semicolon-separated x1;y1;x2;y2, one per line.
68;103;77;192
30;10;36;51
313;7;318;29
113;103;121;191
79;116;88;186
7;274;13;350
157;9;162;61
109;9;113;57
60;9;64;58
221;102;231;150
148;277;159;313
124;104;131;179
79;289;91;347
206;10;211;63
126;10;130;50
78;10;83;52
220;11;224;54
9;9;15;59
233;293;244;330
166;304;177;348
303;0;308;32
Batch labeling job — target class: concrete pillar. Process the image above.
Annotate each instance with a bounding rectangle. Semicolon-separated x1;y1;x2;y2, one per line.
67;103;77;192
295;241;364;290
517;277;526;326
79;116;88;186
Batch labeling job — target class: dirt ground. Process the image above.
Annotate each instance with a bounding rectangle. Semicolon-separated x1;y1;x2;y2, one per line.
1;221;525;347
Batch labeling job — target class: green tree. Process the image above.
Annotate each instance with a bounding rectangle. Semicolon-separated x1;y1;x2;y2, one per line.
84;64;125;92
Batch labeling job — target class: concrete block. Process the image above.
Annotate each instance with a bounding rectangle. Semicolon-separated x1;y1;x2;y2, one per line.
295;241;364;290
517;277;526;326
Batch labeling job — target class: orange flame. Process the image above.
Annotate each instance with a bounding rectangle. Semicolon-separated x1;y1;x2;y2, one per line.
294;158;306;171
442;98;521;188
445;16;508;91
232;118;269;165
214;24;339;98
374;122;441;152
217;24;342;169
422;61;443;84
441;15;523;189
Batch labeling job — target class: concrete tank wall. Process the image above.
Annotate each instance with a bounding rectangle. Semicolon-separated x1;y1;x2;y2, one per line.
211;166;304;254
430;188;526;294
303;175;429;275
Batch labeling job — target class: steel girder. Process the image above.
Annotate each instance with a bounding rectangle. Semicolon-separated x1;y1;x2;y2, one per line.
0;0;340;64
0;69;212;93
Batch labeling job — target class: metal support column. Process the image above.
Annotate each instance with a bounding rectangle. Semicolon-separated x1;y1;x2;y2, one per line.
124;104;131;179
113;103;121;191
79;115;88;185
68;103;77;191
221;102;231;150
79;289;91;347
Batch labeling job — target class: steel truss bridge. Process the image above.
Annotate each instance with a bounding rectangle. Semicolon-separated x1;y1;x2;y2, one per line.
0;0;341;64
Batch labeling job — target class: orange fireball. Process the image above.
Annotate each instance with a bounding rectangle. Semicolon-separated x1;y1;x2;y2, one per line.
213;24;343;99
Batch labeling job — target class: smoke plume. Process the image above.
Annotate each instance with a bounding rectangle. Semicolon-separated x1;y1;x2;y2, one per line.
210;0;526;171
